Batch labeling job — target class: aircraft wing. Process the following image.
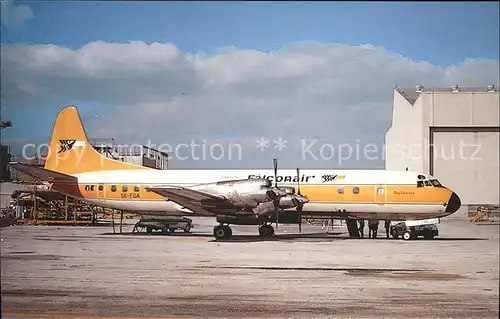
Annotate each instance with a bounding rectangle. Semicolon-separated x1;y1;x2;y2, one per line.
147;186;230;215
9;162;77;184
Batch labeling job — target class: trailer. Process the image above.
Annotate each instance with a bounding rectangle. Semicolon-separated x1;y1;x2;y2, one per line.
132;215;193;234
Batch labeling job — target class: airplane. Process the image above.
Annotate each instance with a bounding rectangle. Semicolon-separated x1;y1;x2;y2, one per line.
11;105;462;241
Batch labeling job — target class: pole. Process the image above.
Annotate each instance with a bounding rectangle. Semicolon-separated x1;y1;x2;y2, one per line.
64;196;68;220
120;210;123;234
112;209;115;234
33;184;37;224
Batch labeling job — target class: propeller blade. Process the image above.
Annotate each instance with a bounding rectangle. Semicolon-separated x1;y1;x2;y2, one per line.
273;158;278;188
273;158;279;231
296;167;301;196
299;213;302;233
276;210;279;231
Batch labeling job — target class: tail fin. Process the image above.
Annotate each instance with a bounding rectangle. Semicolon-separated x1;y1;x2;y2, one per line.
44;106;150;175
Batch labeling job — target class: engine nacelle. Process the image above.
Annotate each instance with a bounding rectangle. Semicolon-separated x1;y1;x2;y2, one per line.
252;201;277;217
277;195;300;209
252;194;309;217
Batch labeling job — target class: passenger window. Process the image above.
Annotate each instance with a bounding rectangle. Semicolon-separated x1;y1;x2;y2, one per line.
337;186;344;194
353;187;360;194
417;181;424;188
122;185;128;192
145;185;151;192
377;187;384;194
90;185;95;191
111;185;117;192
98;185;104;191
134;186;140;192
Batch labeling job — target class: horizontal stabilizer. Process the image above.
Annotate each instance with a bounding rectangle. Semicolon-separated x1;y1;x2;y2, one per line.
9;162;77;184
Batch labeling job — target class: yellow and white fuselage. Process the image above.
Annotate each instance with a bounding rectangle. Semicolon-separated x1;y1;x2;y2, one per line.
73;169;460;221
13;106;462;222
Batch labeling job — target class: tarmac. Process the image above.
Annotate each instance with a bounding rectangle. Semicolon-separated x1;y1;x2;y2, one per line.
1;217;499;319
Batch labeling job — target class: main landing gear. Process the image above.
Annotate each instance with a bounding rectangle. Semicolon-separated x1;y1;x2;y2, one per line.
212;223;276;240
258;223;275;237
213;224;232;240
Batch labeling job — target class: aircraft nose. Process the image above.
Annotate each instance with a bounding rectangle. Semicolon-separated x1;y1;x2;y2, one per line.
445;192;461;214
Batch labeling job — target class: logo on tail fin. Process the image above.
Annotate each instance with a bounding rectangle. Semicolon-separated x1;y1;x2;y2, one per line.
58;140;76;154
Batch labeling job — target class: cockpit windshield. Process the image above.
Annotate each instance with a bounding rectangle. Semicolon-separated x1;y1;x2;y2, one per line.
430;179;443;187
417;179;443;187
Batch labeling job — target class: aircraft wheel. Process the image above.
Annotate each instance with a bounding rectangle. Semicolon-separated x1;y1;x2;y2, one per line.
213;225;232;240
184;224;191;233
258;224;274;237
223;225;232;238
162;225;170;234
402;231;412;241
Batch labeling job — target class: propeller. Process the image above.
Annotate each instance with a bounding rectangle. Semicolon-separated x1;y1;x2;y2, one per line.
296;167;304;233
273;158;279;230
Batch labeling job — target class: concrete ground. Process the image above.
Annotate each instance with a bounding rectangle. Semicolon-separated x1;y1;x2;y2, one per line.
1;217;499;319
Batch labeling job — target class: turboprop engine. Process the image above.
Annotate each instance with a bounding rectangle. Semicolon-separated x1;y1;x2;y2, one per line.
251;193;309;217
190;178;287;209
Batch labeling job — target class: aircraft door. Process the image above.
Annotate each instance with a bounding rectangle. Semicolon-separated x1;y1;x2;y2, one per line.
375;185;386;204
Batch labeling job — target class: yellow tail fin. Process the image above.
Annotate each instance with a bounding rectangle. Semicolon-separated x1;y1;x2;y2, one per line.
44;106;150;175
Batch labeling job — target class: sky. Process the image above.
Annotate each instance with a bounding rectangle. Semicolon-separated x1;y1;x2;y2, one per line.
1;1;499;169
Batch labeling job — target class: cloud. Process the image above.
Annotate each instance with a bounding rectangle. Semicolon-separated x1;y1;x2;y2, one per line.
1;41;499;169
0;0;33;28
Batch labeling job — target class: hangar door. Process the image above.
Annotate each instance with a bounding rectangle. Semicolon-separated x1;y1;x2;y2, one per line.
431;129;499;207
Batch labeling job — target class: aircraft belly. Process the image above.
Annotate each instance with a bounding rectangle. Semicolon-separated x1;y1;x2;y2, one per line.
294;202;446;221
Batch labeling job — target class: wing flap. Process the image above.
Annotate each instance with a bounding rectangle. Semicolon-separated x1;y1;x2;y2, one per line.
148;186;226;202
147;186;229;215
10;162;77;183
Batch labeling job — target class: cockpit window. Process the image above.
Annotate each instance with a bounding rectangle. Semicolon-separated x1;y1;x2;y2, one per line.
430;179;443;187
417;181;424;187
424;181;432;187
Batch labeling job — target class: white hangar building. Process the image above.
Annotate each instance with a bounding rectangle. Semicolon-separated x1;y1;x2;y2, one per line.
385;84;499;219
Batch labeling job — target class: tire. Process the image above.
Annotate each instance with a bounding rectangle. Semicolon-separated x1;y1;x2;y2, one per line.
402;231;412;241
214;226;230;240
146;226;153;234
259;225;274;237
184;224;191;233
223;226;232;239
162;225;169;234
423;233;435;240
